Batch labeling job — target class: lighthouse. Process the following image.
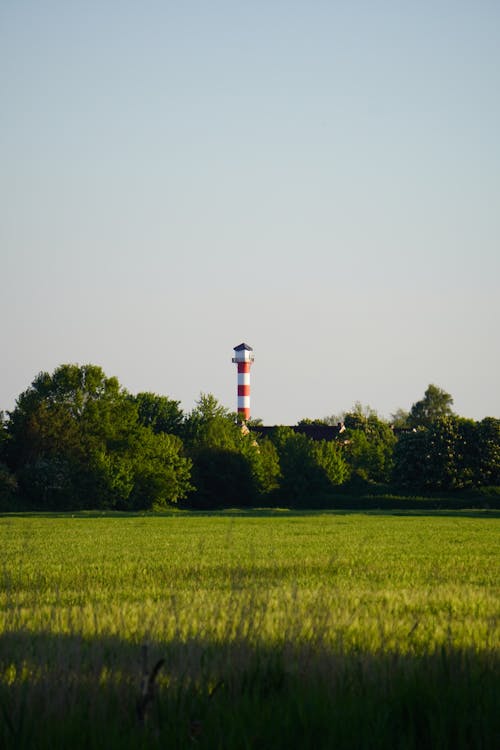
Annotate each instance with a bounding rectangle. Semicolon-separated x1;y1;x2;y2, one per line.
232;343;254;421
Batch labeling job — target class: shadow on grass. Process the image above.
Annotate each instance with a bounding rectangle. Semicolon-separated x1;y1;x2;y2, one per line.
1;507;500;520
1;630;499;750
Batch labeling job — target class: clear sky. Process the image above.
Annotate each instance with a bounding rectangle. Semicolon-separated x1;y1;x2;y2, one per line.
1;1;499;424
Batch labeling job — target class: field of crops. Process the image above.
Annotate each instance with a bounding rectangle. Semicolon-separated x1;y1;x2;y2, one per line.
1;510;499;748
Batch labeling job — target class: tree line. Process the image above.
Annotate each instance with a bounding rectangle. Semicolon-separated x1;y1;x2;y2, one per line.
0;365;499;511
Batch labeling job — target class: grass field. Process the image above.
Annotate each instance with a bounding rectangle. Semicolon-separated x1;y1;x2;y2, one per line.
1;510;499;748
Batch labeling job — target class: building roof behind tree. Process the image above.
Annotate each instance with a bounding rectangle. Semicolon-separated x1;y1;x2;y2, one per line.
250;424;344;441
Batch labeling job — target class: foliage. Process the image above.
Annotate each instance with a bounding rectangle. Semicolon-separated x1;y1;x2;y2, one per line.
342;402;380;431
344;429;395;483
423;416;464;489
322;413;347;426
0;414;17;510
310;439;349;485
392;429;428;489
188;448;256;507
296;417;329;427
0;462;18;510
408;384;455;428
186;392;231;426
393;416;500;491
250;437;281;495
129;428;192;509
269;427;348;499
341;404;396;484
183;394;279;507
0;411;8;456
5;365;191;509
2;370;500;510
133;392;184;436
477;417;500;486
390;408;410;428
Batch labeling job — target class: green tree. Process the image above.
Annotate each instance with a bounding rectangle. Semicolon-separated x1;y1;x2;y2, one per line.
0;411;18;509
344;429;395;483
129;428;192;509
343;402;379;432
249;437;281;496
408;384;454;429
453;418;478;488
341;404;396;483
297;418;329;428
0;461;18;510
6;365;137;507
423;417;462;489
182;393;234;446
5;364;192;509
390;408;410;429
183;394;273;507
476;418;500;486
134;392;184;436
311;440;349;486
269;427;348;501
190;392;230;422
392;428;429;489
393;416;480;490
188;448;256;508
0;411;8;455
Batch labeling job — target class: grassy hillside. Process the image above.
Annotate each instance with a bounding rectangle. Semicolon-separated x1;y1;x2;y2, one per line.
1;510;499;748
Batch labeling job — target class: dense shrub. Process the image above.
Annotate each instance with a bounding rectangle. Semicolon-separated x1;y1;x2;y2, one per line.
393;417;500;491
269;427;348;500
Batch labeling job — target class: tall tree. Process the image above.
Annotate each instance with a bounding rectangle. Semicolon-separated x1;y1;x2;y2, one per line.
390;408;410;429
129;428;192;509
408;384;454;428
6;364;192;509
269;427;348;500
341;404;396;483
393;416;483;490
343;402;380;432
476;418;500;486
183;394;280;507
134;392;184;436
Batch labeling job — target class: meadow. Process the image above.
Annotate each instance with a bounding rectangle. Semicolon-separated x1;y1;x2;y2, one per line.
1;510;499;749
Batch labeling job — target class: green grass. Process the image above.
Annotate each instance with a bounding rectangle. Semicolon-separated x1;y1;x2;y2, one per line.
1;510;499;748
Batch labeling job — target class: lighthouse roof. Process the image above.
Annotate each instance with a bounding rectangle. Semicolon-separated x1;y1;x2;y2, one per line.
234;342;253;351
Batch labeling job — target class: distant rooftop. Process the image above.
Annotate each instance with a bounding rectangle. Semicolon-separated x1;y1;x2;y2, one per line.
233;342;253;351
250;424;344;441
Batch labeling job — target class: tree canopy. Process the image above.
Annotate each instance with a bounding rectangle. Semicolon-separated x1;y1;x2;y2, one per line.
134;392;184;436
2;368;499;511
408;384;455;428
5;364;191;509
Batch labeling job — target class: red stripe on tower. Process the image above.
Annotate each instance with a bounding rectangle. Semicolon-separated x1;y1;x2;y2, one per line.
232;343;254;420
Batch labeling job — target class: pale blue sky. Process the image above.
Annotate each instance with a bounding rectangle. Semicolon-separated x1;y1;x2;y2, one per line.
1;1;499;423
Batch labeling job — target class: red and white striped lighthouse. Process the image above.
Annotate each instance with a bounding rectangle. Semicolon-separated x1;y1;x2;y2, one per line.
232;343;254;421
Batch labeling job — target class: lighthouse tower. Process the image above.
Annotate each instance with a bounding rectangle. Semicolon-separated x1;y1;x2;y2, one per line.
232;343;254;421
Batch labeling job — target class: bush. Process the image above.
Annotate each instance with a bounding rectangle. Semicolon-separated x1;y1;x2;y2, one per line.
187;448;257;508
269;428;348;501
